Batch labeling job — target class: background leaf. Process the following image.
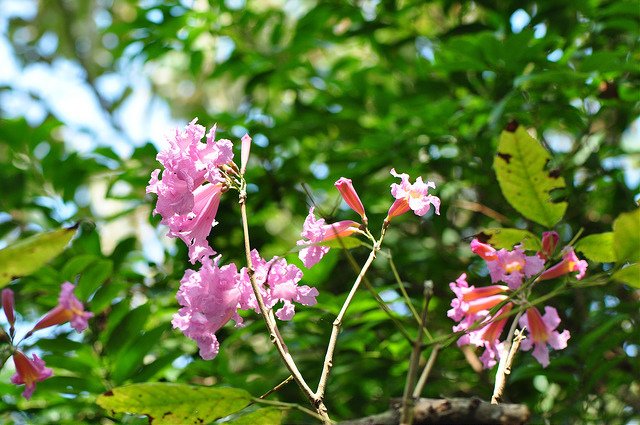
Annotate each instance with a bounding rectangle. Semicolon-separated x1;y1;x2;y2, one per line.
478;228;541;251
96;383;252;424
613;209;640;262
612;264;640;288
575;232;616;263
493;126;567;228
225;407;284;425
0;226;77;288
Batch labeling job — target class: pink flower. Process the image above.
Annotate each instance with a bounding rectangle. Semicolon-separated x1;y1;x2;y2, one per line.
540;248;588;281
386;169;440;221
167;183;224;264
470;239;497;261
147;119;236;263
172;256;244;360
486;246;545;290
2;288;15;329
240;250;319;321
447;273;508;322
11;351;53;399
31;283;93;333
448;274;512;369
297;207;360;268
519;306;570;368
539;231;559;260
334;177;367;222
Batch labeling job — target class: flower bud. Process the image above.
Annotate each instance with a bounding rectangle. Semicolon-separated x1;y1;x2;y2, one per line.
540;231;559;260
334;177;367;223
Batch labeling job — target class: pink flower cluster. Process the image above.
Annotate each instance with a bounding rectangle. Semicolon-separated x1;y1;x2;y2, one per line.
172;253;318;360
449;232;587;369
297;170;440;268
146;119;234;264
2;284;92;399
148;120;319;360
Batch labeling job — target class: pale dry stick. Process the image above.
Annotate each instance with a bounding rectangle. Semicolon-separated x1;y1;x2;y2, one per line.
412;344;441;398
491;310;526;405
239;193;331;423
315;241;381;402
399;282;433;425
259;375;294;399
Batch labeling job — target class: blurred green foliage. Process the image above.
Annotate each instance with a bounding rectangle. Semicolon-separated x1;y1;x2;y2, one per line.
0;0;638;423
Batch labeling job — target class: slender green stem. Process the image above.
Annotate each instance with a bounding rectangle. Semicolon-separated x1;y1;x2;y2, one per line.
412;344;440;398
252;397;329;423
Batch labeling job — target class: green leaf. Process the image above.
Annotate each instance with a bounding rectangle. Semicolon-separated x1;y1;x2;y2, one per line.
0;226;77;288
76;258;113;300
613;209;640;262
612;264;640;288
478;228;541;251
319;236;365;249
96;383;252;425
493;126;567;228
575;233;616;263
226;407;284;425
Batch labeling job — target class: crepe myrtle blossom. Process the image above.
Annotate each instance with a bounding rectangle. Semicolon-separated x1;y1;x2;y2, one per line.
31;282;93;334
540;247;588;281
297;207;360;268
11;351;53;399
172;257;244;360
519;306;570;368
147;119;237;264
385;168;440;222
239;250;319;321
334;177;367;223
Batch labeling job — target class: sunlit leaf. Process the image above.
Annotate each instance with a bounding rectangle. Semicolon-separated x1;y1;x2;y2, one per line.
0;226;77;288
493;126;567;228
612;263;640;288
613;209;640;262
96;383;252;425
575;232;616;263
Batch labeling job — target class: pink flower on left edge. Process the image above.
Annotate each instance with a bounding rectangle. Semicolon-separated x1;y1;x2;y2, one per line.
386;169;440;221
31;282;93;333
2;288;16;329
11;351;53;399
297;207;360;268
519;306;570;368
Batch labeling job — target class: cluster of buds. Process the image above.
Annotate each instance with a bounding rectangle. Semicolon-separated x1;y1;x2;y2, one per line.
449;232;586;368
147;120;319;360
297;170;440;268
2;283;92;399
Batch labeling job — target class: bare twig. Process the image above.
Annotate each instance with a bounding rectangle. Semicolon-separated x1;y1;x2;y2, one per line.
453;199;510;224
412;344;440;398
239;192;330;423
315;246;379;402
491;310;526;405
400;282;433;424
260;375;294;399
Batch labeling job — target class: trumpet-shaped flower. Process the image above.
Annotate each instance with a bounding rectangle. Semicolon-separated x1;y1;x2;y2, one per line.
31;282;93;333
172;256;243;360
167;183;224;264
519;306;570;368
447;273;509;322
11;351;53;399
297;207;360;268
240;250;319;321
147;119;235;264
540;248;588;281
386;169;440;221
470;239;497;261
486;245;545;290
334;177;367;222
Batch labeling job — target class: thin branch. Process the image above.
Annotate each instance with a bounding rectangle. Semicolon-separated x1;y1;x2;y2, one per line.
239;193;330;423
412;344;440;398
260;375;294;399
491;310;526;405
252;397;328;423
315;244;380;401
400;282;433;424
453;199;510;224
